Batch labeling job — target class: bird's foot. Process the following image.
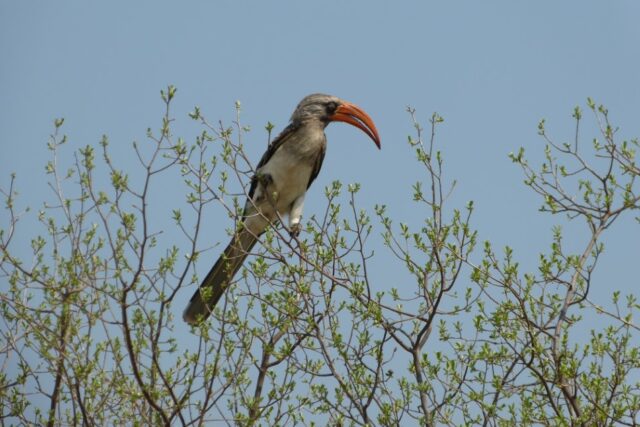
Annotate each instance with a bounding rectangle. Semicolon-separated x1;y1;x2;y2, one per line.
289;223;302;237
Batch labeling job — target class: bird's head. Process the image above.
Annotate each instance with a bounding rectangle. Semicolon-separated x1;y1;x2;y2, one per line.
291;93;381;149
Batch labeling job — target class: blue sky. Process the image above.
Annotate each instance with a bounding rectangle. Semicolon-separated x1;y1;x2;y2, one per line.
2;0;639;348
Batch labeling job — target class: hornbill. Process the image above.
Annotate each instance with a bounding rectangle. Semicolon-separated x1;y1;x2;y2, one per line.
183;94;380;325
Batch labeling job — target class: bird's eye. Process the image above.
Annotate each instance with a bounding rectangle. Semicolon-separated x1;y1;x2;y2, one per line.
326;101;338;114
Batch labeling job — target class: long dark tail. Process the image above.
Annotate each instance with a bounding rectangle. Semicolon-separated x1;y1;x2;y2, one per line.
183;229;258;325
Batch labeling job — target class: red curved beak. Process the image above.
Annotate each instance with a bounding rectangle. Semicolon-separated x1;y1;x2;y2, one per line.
330;101;381;149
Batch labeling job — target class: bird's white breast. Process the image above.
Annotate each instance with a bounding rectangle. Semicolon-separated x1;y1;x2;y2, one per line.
245;123;325;232
259;149;312;208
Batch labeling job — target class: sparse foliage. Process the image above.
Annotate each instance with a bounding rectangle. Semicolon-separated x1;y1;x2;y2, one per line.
1;88;638;426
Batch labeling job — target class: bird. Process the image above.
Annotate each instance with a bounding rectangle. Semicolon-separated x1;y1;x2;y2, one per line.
183;93;381;325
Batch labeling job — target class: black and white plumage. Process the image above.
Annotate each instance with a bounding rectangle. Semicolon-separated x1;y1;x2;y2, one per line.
183;94;380;325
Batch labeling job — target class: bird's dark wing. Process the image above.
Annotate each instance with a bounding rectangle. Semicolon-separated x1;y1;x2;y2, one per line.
307;140;326;189
248;122;300;199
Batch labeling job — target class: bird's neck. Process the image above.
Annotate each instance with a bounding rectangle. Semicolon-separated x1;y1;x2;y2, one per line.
286;122;326;160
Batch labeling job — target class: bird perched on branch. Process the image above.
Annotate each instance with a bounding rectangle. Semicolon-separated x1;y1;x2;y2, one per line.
183;94;381;325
